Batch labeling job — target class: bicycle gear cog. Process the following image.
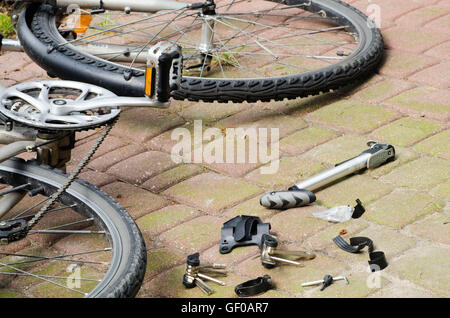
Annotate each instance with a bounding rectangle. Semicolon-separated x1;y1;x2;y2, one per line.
0;80;121;132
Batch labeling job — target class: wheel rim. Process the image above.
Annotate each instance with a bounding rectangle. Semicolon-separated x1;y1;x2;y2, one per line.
0;160;125;298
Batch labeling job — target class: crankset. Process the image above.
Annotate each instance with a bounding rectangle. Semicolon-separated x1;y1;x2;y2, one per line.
0;80;122;132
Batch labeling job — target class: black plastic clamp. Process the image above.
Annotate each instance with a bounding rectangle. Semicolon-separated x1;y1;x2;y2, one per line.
235;275;274;297
351;199;366;219
333;236;374;253
333;235;388;271
219;215;270;254
369;251;388;271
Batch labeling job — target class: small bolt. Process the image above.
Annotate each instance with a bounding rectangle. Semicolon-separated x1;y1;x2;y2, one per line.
124;6;131;14
53;99;67;105
336;51;349;56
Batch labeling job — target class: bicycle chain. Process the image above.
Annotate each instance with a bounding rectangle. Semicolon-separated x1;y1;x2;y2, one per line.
25;116;119;232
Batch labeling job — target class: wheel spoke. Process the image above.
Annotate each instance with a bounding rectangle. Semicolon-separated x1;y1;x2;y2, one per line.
11;197;50;220
29;229;106;234
0;260;87;296
0;184;30;196
8;203;78;222
43;218;94;231
0;271;102;282
52;0;361;80
0;249;111;267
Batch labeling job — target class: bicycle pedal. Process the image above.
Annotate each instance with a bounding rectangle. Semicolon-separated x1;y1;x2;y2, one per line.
145;42;182;104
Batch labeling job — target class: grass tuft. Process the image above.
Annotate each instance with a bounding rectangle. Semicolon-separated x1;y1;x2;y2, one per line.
0;13;14;38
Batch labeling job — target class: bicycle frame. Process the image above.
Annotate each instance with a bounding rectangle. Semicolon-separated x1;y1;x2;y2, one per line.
0;83;34;218
41;0;189;12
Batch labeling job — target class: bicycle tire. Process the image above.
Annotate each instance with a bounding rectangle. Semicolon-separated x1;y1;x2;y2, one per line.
0;158;146;298
17;0;383;102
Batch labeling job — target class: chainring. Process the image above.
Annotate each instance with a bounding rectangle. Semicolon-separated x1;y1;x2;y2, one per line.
0;80;121;132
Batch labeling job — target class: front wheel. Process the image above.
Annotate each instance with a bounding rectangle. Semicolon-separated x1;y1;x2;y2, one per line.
0;158;146;298
18;0;383;102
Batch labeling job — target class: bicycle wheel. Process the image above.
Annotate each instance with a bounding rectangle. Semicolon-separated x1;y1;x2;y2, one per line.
18;0;383;102
0;158;146;298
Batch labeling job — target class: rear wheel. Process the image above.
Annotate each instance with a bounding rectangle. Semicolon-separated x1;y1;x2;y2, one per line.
0;158;146;298
18;0;383;102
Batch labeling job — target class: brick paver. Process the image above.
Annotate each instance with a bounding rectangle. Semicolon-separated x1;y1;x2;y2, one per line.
0;0;449;299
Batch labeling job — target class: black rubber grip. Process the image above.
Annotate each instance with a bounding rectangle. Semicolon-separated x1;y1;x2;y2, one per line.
260;188;316;209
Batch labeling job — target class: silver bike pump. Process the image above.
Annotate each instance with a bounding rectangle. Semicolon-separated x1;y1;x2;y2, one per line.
260;141;396;209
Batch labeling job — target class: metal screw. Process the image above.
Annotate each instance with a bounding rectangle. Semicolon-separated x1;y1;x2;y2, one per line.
301;275;349;287
53;99;67;105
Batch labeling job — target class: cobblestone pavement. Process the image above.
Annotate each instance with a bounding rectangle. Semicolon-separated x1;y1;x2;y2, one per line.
0;0;449;298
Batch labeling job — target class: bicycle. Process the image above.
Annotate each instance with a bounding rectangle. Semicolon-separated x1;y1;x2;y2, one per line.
0;79;155;297
0;0;385;298
3;0;383;102
0;40;184;297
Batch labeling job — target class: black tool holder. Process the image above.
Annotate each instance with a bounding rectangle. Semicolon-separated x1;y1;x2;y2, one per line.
219;215;270;254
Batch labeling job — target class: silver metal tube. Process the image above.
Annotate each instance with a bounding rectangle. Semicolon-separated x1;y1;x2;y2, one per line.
198;17;215;54
0;141;36;164
294;153;371;191
0;126;37;144
0;191;27;219
79;43;147;63
0;38;147;63
55;0;188;12
301;279;324;287
275;249;315;259
197;273;226;286
0;39;23;52
194;277;213;295
269;255;303;266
